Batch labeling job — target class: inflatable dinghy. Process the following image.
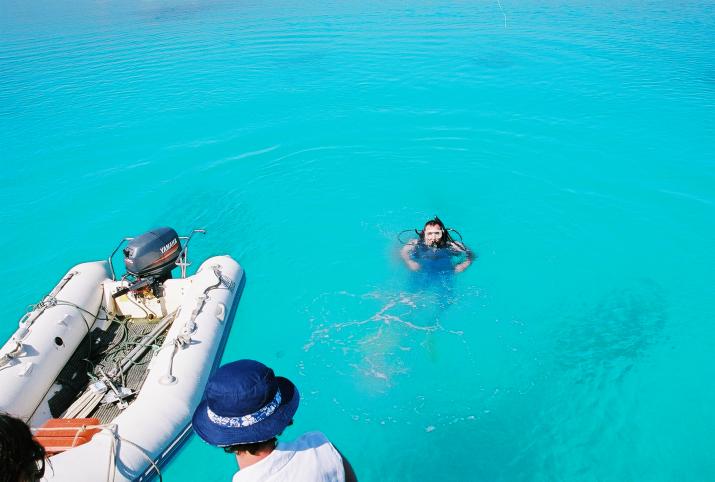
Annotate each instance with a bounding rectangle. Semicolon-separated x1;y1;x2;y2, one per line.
0;227;245;481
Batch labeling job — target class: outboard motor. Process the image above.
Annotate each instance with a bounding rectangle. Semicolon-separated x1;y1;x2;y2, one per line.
113;227;182;298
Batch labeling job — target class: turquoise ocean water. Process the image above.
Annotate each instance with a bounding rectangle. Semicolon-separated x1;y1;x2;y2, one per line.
2;0;714;480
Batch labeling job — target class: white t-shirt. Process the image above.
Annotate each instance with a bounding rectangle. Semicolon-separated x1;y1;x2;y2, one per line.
232;431;345;482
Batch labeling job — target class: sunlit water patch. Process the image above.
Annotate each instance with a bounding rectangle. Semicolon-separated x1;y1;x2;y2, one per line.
303;288;477;388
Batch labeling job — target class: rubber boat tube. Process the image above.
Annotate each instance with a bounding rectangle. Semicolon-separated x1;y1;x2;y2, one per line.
0;261;110;421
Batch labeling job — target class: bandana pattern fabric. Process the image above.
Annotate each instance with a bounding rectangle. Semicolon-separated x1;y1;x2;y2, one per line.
206;389;282;428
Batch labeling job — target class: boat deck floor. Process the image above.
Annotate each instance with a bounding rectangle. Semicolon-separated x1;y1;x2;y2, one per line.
47;317;168;424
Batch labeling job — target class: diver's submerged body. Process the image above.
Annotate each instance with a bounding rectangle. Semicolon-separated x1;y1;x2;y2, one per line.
406;240;472;273
400;217;475;273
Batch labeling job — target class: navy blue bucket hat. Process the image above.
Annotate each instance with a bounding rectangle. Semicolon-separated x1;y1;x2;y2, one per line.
192;360;300;446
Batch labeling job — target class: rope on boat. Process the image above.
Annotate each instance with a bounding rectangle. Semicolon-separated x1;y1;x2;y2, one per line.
0;343;23;370
35;423;163;482
63;311;177;418
1;273;78;369
159;266;233;385
102;424;163;482
1;272;110;371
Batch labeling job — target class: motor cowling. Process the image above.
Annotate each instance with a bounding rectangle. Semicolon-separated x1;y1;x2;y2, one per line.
123;227;181;281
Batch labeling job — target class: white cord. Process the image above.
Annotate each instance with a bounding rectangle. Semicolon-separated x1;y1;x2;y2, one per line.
36;424;162;482
497;0;507;28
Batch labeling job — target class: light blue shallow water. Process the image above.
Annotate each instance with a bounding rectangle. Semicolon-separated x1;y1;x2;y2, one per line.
2;0;714;480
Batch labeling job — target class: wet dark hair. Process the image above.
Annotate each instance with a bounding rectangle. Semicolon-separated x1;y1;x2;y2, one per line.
418;216;454;248
0;413;46;482
221;418;294;456
223;437;277;456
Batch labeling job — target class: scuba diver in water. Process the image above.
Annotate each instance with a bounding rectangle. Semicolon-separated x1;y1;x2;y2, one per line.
400;216;475;273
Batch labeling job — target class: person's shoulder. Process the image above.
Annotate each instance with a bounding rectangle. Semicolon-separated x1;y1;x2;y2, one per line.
278;432;346;481
285;431;332;450
301;431;331;442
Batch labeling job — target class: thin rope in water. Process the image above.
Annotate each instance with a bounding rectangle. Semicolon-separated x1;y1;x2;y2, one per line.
496;0;507;28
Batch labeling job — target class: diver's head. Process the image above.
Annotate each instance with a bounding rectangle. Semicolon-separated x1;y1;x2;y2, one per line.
421;216;449;247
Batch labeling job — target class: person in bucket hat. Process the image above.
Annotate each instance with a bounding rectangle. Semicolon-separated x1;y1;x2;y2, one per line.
192;359;357;482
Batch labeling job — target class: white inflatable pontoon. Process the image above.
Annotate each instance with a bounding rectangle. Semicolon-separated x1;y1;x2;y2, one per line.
0;228;245;481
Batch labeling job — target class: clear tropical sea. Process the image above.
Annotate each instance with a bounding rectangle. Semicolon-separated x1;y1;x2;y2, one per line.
2;0;714;480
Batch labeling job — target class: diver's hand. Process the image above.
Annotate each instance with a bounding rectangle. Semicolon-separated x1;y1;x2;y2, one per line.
407;260;420;271
454;262;470;273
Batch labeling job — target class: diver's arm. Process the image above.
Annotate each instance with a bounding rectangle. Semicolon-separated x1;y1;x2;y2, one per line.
452;241;476;273
454;260;470;273
400;240;420;271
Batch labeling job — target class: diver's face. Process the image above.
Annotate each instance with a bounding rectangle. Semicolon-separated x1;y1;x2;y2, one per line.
423;225;443;247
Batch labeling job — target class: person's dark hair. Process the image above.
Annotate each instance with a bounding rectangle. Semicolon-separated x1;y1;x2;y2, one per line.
222;437;277;456
0;413;46;482
418;216;454;248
